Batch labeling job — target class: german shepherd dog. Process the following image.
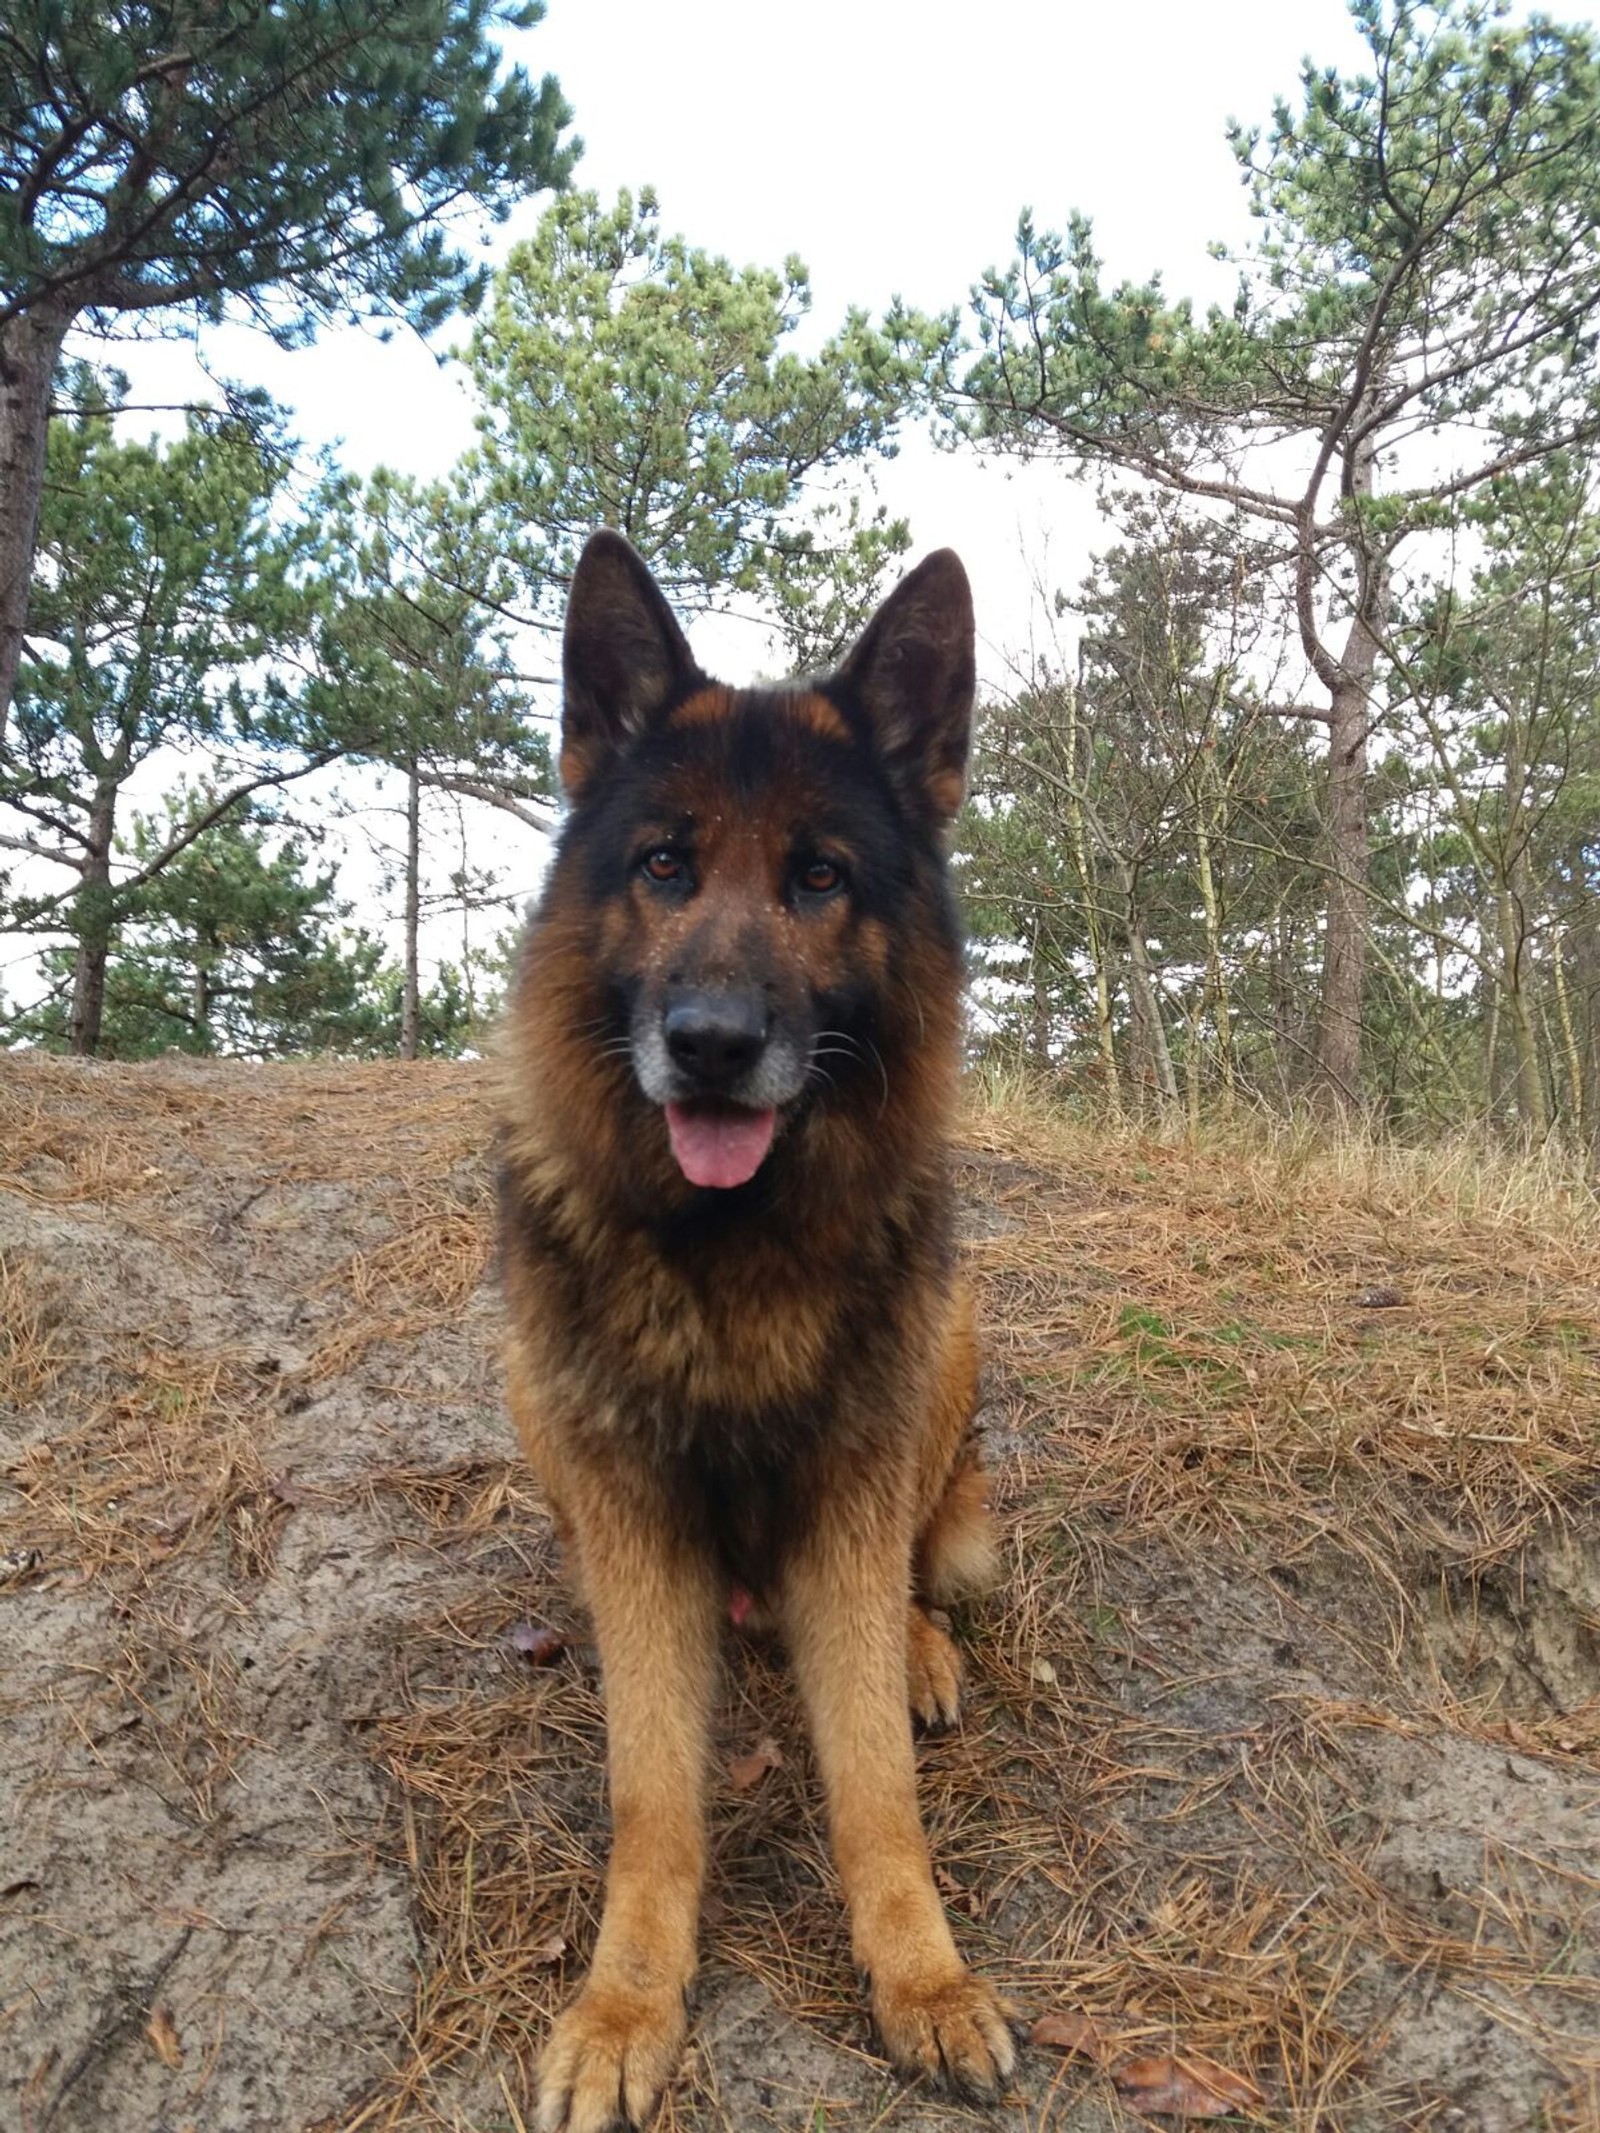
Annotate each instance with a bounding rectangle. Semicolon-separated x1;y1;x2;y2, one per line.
497;532;1013;2132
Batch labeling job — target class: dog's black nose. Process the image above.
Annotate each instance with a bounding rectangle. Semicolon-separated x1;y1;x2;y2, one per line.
663;990;768;1087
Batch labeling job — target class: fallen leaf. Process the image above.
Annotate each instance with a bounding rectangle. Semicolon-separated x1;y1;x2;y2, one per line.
1115;2051;1262;2118
269;1473;321;1507
1029;1656;1059;1687
531;1933;567;1965
147;2003;184;2070
1031;2009;1113;2061
509;1622;566;1665
728;1736;783;1790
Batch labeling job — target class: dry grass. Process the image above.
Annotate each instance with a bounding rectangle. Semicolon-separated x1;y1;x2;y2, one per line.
5;1349;282;1580
0;1057;491;1847
0;1051;488;1201
305;1183;493;1383
966;1073;1599;1570
0;1249;62;1409
4;1052;1598;2130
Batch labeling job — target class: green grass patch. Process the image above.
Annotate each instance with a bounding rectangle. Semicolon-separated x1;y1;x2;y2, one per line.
1091;1304;1322;1403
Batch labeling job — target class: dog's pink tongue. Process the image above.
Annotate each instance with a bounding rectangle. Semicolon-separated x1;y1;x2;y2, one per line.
665;1102;776;1189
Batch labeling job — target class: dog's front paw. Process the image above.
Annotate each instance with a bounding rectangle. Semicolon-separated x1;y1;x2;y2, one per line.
873;1964;1016;2100
536;1981;687;2133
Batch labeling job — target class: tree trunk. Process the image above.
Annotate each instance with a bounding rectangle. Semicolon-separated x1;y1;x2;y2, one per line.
1193;805;1233;1099
1316;674;1370;1106
0;302;72;738
1271;899;1298;1105
1028;919;1052;1069
1494;708;1548;1139
67;782;117;1057
1549;922;1583;1142
1119;863;1177;1109
1494;886;1547;1139
1061;676;1121;1113
1562;839;1600;1155
192;947;211;1051
400;760;421;1061
1125;929;1177;1109
1310;391;1389;1112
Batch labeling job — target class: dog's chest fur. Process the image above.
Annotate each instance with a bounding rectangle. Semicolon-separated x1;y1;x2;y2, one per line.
499;1145;952;1583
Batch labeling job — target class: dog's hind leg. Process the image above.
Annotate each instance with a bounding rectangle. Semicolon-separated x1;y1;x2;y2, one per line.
907;1452;998;1728
915;1449;1000;1608
534;1475;721;2133
903;1279;1000;1729
912;1281;1000;1608
906;1600;963;1728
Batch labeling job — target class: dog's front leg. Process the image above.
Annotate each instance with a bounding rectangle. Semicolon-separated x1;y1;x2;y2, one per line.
782;1508;1015;2098
537;1482;719;2133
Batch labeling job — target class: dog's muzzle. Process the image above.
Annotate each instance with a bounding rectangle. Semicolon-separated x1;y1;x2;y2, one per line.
661;988;770;1094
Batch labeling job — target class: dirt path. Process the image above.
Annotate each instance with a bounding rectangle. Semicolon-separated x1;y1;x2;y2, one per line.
2;1057;1597;2131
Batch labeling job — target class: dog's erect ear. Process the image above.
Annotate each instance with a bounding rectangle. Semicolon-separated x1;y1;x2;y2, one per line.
831;549;975;824
560;531;703;798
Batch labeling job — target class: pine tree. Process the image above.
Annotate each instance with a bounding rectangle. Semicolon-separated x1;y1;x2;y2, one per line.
2;372;328;1052
462;186;933;661
0;1;576;728
11;796;389;1058
956;0;1600;1106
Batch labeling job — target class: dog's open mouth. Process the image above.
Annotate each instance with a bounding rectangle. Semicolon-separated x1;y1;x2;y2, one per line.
664;1100;777;1189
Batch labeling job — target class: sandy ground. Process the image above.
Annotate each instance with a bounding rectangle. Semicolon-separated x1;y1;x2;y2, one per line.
2;1055;1597;2133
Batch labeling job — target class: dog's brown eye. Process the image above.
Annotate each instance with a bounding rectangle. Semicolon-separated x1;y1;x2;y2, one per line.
642;849;684;883
798;858;845;896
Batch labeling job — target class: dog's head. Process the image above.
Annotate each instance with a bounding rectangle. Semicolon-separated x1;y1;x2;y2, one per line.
547;532;974;1191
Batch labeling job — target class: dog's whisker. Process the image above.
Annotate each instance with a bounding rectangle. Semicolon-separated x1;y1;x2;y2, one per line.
855;1034;892;1115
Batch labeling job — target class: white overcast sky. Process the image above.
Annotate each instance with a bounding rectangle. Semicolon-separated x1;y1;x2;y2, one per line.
100;0;1382;679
